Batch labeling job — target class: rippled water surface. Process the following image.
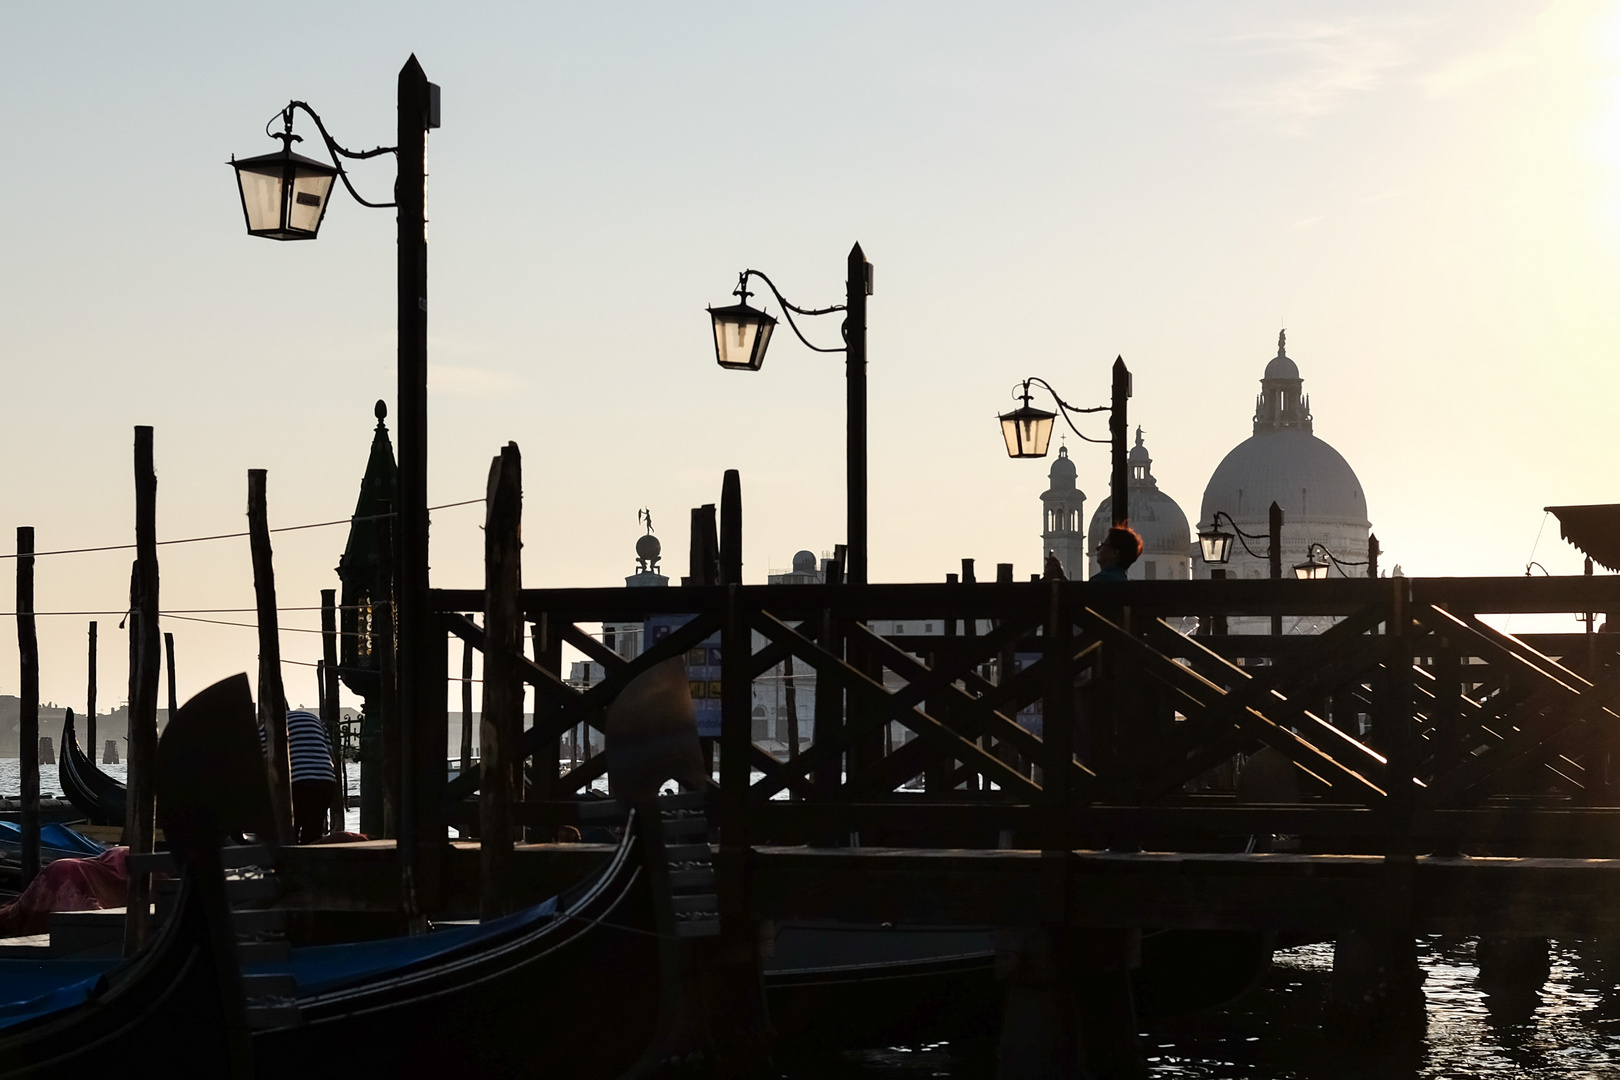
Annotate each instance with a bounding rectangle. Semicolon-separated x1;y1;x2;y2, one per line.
775;940;1620;1078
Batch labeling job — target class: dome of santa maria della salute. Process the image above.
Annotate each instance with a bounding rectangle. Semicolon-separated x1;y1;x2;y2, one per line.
1197;331;1371;584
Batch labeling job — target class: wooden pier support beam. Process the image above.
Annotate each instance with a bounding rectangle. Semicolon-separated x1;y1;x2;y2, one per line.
481;442;522;919
1476;935;1550;1025
995;928;1145;1080
1326;931;1425;1038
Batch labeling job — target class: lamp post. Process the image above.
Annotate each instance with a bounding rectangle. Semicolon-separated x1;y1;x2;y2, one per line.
1198;505;1284;634
997;359;1133;527
1293;540;1377;580
708;245;872;583
231;57;442;912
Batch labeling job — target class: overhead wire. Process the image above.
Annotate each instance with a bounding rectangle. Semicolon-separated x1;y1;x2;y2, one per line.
0;497;484;560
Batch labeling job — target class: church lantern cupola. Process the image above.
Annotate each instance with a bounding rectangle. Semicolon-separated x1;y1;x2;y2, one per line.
1039;444;1087;579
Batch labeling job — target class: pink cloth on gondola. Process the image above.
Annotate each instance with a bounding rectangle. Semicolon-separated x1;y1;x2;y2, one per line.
0;846;129;937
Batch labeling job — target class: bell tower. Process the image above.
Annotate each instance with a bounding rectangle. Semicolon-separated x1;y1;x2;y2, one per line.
1039;445;1087;579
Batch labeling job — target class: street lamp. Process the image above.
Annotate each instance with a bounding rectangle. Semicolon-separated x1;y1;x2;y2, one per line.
229;133;338;240
1196;511;1270;567
1198;522;1235;565
999;360;1133;527
1293;542;1368;580
998;384;1059;459
707;246;873;583
1293;549;1331;580
707;278;777;371
1200;505;1285;635
232;56;442;906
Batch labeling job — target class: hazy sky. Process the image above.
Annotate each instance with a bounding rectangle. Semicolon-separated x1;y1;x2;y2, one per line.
2;1;1617;712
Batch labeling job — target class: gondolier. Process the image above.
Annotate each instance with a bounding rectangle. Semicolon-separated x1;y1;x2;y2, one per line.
261;710;338;843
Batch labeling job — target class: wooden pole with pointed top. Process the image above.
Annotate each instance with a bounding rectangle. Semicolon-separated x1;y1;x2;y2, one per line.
1110;357;1131;527
394;54;445;916
846;242;870;585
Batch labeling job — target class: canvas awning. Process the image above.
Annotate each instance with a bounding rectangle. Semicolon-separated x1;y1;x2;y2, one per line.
1544;504;1620;572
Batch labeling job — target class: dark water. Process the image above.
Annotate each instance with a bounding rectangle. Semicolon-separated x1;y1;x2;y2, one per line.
774;939;1620;1078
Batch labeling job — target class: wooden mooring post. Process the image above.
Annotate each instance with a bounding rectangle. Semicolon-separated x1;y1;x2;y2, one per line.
123;426;160;956
16;527;39;886
85;621;96;761
321;589;347;834
164;632;178;720
374;499;399;839
248;469;294;843
481;442;522;919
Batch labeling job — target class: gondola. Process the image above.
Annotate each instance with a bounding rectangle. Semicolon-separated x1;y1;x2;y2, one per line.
0;675;677;1080
58;711;125;828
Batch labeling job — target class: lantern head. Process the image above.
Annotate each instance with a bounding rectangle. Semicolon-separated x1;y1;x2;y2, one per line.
998;403;1057;459
708;299;777;371
229;128;339;241
1198;523;1235;565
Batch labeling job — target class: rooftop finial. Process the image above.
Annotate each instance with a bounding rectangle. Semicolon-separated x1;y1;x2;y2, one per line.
374;399;388;422
1278;328;1287;356
638;507;654;535
1134;426;1145;449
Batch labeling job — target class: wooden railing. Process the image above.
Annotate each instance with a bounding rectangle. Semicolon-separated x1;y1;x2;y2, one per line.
432;575;1620;862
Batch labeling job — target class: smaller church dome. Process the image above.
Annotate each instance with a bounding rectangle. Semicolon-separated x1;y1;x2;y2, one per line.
1087;429;1192;580
1047;444;1077;485
791;550;817;573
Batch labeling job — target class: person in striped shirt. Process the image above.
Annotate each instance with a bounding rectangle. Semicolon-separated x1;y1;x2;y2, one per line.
261;709;339;843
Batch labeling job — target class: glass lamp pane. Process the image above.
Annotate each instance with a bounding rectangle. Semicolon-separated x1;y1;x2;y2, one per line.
287;168;337;235
1000;416;1022;457
752;320;774;368
1027;415;1054;457
713;317;760;369
236;164;286;234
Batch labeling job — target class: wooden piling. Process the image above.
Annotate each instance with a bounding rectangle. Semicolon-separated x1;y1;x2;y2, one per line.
321;589;347;834
16;527;39;886
719;470;748;850
812;546;846;820
1110;356;1131;527
460;635;474;776
124;427;160;956
247;469;294;843
164;632;178;720
481;443;523;919
86;621;96;761
1269;501;1284;637
374;500;399;839
530;615;560;813
961;559;979;793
